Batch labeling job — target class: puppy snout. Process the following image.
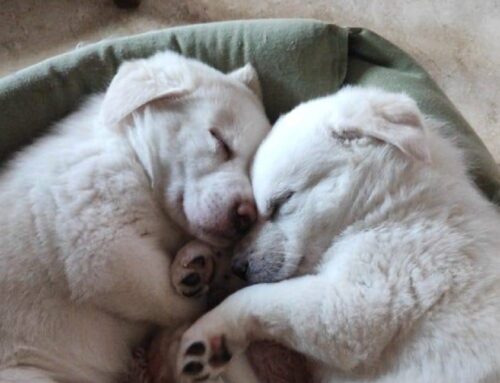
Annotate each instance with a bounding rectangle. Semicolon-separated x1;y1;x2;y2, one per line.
231;258;249;281
232;200;257;235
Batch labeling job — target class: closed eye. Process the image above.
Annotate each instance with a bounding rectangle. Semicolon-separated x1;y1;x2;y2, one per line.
269;191;295;220
209;128;232;160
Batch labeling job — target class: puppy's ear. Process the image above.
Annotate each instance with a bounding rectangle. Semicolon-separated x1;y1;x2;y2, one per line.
367;94;430;163
101;59;191;127
228;64;262;100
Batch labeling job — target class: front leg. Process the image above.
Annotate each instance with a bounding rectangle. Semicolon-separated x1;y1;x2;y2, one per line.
177;265;448;381
67;231;205;327
176;275;326;381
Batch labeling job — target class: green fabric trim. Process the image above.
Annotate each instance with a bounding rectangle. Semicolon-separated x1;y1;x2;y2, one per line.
0;19;347;162
0;19;498;205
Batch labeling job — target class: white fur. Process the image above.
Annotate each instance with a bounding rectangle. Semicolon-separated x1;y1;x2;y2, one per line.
0;51;270;382
178;86;500;383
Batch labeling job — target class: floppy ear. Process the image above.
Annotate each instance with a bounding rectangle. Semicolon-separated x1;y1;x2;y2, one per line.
228;63;263;100
101;59;191;127
367;94;430;163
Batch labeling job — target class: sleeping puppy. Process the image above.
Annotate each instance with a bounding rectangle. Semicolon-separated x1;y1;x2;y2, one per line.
176;86;500;383
0;51;271;382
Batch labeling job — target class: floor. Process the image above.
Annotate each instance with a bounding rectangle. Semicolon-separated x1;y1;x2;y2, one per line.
1;0;499;162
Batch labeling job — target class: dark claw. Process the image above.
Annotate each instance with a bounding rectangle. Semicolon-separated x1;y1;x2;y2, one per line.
182;273;201;287
189;255;206;268
183;361;204;375
186;342;206;356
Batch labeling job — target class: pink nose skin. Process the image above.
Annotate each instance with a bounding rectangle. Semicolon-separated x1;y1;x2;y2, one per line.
233;201;257;235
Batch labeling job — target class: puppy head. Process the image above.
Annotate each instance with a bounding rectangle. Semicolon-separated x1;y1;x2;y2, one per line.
232;86;431;283
101;52;271;247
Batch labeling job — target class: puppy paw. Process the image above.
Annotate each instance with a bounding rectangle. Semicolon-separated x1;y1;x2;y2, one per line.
178;334;233;382
172;241;216;298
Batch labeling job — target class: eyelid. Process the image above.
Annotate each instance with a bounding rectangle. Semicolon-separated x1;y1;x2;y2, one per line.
331;128;362;142
269;190;294;220
209;128;232;160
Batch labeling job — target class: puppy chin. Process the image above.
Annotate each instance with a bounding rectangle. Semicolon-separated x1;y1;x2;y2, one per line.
247;265;288;284
247;257;300;284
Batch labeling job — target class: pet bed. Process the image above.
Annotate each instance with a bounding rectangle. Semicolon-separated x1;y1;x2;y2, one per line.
1;18;500;383
1;19;498;205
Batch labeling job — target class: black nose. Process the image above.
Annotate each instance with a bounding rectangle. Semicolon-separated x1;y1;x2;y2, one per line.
231;258;249;281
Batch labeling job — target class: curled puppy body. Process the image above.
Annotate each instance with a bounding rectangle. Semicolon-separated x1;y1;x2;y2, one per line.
176;87;500;383
0;51;270;382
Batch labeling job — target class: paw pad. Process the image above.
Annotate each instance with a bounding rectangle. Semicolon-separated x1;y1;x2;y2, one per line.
208;336;232;367
183;361;204;375
181;273;201;287
171;243;216;298
186;342;206;356
180;336;232;381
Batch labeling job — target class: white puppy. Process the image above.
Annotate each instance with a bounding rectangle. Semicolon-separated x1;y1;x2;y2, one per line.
177;87;500;383
0;51;271;382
